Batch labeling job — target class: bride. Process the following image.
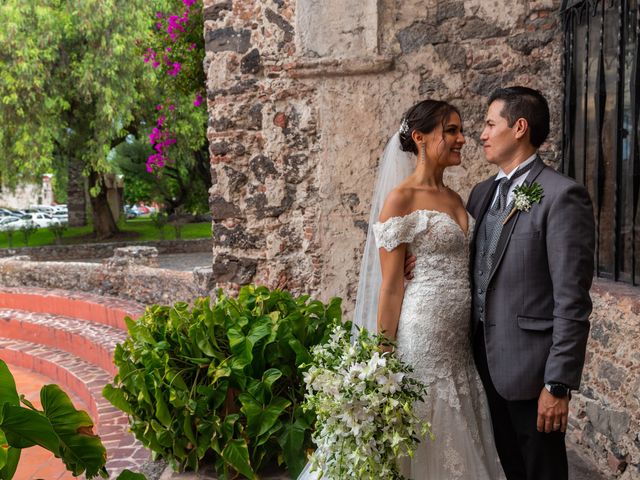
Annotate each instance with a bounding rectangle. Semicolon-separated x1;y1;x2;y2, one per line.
299;100;505;479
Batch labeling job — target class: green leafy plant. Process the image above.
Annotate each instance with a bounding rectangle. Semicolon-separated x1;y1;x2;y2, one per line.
0;359;107;478
149;211;169;240
48;223;68;245
104;285;343;478
18;222;38;247
3;229;15;248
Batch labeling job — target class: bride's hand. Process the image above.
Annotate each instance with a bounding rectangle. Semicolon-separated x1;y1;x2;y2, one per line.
404;254;417;280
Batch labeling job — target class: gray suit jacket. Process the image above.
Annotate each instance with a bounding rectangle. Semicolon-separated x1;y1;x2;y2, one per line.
467;157;595;401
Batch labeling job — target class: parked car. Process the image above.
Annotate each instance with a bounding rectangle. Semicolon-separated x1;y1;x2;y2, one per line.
51;205;68;214
19;213;61;228
0;216;21;231
0;208;16;217
52;212;68;224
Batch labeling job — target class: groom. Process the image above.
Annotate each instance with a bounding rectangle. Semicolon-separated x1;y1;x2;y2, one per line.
468;86;594;480
407;86;595;480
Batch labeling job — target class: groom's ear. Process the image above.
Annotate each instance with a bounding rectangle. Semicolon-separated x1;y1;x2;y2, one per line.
513;117;530;141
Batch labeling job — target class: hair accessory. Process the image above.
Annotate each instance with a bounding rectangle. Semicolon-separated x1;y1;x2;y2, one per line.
399;118;410;136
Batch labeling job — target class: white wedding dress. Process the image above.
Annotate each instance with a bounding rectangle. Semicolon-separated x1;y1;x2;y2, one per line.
371;209;505;479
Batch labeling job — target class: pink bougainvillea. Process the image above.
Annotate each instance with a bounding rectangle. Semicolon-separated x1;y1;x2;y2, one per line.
143;0;204;172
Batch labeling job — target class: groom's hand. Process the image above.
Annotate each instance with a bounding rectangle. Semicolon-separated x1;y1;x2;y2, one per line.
404;254;416;280
537;388;569;433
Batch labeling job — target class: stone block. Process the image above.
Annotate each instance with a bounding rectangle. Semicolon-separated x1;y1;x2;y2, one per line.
396;21;447;54
211;253;257;284
105;246;159;268
210;195;241;220
205;27;251;54
203;1;232;22
241;48;262;74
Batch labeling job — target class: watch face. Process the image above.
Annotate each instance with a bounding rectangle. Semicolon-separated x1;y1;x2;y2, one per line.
550;385;568;397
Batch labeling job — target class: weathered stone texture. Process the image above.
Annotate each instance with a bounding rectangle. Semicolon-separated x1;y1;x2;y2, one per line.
0;257;207;305
567;281;640;478
202;1;638;474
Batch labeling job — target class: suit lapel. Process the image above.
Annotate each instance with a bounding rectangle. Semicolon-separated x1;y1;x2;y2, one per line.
487;157;546;284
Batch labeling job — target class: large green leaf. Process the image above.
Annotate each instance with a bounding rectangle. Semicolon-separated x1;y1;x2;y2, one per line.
102;385;134;416
278;419;307;477
0;361;19;412
40;385;107;478
239;395;291;438
1;404;58;452
221;439;254;480
0;442;20;480
115;470;147;480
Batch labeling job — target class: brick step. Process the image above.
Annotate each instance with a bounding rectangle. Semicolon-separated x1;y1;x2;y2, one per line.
0;308;128;376
0;339;150;478
0;287;145;330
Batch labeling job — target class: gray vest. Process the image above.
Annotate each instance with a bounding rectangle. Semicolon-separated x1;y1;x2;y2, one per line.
472;208;497;327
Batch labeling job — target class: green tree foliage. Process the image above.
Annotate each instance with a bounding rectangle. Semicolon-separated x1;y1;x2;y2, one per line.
112;137;208;215
0;0;156;237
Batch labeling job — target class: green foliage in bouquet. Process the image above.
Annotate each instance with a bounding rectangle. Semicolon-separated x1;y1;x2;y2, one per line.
104;285;342;478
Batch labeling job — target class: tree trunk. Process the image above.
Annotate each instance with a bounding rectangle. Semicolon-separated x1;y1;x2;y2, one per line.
88;170;119;239
67;155;87;227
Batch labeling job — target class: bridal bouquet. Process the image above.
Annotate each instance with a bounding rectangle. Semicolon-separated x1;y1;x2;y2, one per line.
302;324;431;479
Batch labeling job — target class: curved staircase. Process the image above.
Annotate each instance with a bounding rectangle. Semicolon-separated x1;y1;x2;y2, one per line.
0;287;151;478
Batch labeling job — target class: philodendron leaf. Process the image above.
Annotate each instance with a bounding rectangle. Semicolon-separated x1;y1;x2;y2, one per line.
278;419;307;477
221;439;255;480
1;404;58;452
40;385;107;478
102;384;134;416
0;361;19;412
115;469;147;479
0;436;20;480
262;368;282;395
0;430;8;470
240;395;291;438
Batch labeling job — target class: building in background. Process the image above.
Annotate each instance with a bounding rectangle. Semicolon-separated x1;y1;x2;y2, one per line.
0;173;55;209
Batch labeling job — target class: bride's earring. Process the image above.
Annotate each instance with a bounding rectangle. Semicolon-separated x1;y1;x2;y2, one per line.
420;143;427;163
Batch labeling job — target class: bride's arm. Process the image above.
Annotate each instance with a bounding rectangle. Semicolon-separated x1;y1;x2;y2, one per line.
377;244;407;341
376;189;410;341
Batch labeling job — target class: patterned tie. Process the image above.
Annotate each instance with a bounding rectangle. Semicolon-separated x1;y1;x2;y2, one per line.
490;162;534;213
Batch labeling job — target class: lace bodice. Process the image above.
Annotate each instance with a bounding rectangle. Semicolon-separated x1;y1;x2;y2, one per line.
373;209;473;286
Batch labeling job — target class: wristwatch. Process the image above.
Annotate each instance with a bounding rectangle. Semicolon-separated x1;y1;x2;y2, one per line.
545;383;571;399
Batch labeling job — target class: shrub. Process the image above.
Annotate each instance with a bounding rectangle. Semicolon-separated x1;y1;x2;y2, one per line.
18;222;38;246
104;285;342;478
149;211;168;240
48;223;68;245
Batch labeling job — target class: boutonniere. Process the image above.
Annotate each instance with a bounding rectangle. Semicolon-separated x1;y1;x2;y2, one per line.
503;182;544;225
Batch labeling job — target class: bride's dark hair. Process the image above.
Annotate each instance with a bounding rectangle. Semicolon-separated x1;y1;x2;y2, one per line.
398;100;461;154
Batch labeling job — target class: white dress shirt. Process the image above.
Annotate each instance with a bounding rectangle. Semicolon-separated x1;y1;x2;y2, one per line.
491;153;537;206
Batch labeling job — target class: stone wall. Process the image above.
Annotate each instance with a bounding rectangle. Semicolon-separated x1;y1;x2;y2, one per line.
0;252;210;306
204;0;563;305
0;238;212;261
203;0;640;477
569;282;640;479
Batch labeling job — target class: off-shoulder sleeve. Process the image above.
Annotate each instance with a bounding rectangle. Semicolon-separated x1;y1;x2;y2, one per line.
373;210;432;251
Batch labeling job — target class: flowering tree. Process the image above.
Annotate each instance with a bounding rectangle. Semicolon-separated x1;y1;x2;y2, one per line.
0;0;155;237
141;0;207;176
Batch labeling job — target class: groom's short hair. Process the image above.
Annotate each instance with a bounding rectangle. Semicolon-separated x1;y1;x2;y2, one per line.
488;86;550;148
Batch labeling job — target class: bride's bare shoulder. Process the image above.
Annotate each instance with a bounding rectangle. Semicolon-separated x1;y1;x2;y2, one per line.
379;187;414;223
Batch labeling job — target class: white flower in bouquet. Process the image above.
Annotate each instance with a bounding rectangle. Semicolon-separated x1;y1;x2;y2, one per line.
302;324;432;480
